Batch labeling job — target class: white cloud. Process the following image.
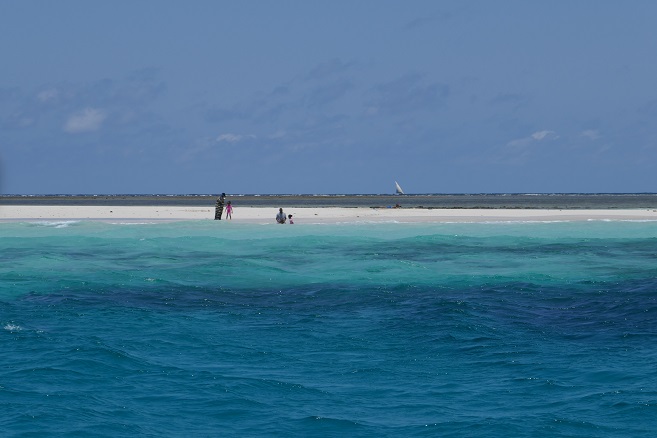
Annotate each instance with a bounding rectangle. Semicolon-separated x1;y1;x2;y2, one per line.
64;108;106;133
216;133;242;143
579;129;601;140
531;130;557;141
216;133;255;143
507;130;559;148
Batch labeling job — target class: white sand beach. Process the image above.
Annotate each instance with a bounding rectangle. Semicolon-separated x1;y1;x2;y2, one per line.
2;205;657;223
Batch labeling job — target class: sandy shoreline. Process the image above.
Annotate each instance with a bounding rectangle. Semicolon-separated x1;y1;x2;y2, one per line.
2;205;657;223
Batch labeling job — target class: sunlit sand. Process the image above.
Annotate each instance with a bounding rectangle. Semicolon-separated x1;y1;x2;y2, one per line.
1;205;657;223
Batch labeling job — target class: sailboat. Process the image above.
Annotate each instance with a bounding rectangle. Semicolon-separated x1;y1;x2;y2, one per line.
395;181;405;195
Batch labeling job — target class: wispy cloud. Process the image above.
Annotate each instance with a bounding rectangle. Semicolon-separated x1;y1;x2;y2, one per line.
1;69;167;136
206;74;354;125
531;130;558;141
495;129;561;164
489;92;529;111
305;58;354;81
268;130;286;139
64;108;106;133
507;130;559;148
305;79;353;108
579;129;601;140
37;88;59;103
365;73;449;116
216;133;256;143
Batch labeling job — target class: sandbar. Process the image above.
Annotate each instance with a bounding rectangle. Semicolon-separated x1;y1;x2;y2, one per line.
2;205;657;223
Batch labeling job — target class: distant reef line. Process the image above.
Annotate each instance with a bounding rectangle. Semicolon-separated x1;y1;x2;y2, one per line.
2;194;657;209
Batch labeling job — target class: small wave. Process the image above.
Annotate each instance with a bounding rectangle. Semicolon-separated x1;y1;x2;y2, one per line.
29;220;81;228
479;220;573;224
4;323;21;332
588;218;657;223
108;222;159;225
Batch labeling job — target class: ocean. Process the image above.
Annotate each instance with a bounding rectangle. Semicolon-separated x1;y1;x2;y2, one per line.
2;219;656;437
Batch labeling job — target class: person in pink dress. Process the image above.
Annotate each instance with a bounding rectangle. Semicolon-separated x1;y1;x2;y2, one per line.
225;201;233;220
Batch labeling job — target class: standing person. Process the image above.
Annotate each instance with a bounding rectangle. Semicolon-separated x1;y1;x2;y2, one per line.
225;201;233;220
276;208;287;223
214;193;226;220
288;214;294;224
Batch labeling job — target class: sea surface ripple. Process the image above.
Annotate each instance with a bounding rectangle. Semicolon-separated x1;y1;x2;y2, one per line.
1;221;656;437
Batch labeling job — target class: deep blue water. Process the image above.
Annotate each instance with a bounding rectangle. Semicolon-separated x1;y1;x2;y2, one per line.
2;220;656;437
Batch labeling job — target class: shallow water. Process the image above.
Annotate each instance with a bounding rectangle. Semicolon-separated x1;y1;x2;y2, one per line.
2;220;656;436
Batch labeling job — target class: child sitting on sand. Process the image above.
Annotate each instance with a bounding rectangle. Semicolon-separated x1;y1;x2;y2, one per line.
288;214;294;224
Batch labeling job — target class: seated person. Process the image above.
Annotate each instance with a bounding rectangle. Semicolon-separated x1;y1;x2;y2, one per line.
276;208;287;223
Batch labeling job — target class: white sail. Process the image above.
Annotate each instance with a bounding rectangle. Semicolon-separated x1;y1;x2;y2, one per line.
395;181;404;195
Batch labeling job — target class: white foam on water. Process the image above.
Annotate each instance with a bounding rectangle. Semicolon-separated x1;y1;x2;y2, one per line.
109;222;159;225
31;220;81;228
4;323;22;332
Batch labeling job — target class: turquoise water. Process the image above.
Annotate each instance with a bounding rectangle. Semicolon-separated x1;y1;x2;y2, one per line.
2;220;656;437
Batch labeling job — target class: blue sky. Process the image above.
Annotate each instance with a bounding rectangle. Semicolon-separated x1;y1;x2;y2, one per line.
2;1;657;194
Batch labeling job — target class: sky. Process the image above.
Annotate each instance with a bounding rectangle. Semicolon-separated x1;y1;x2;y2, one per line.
1;0;657;195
